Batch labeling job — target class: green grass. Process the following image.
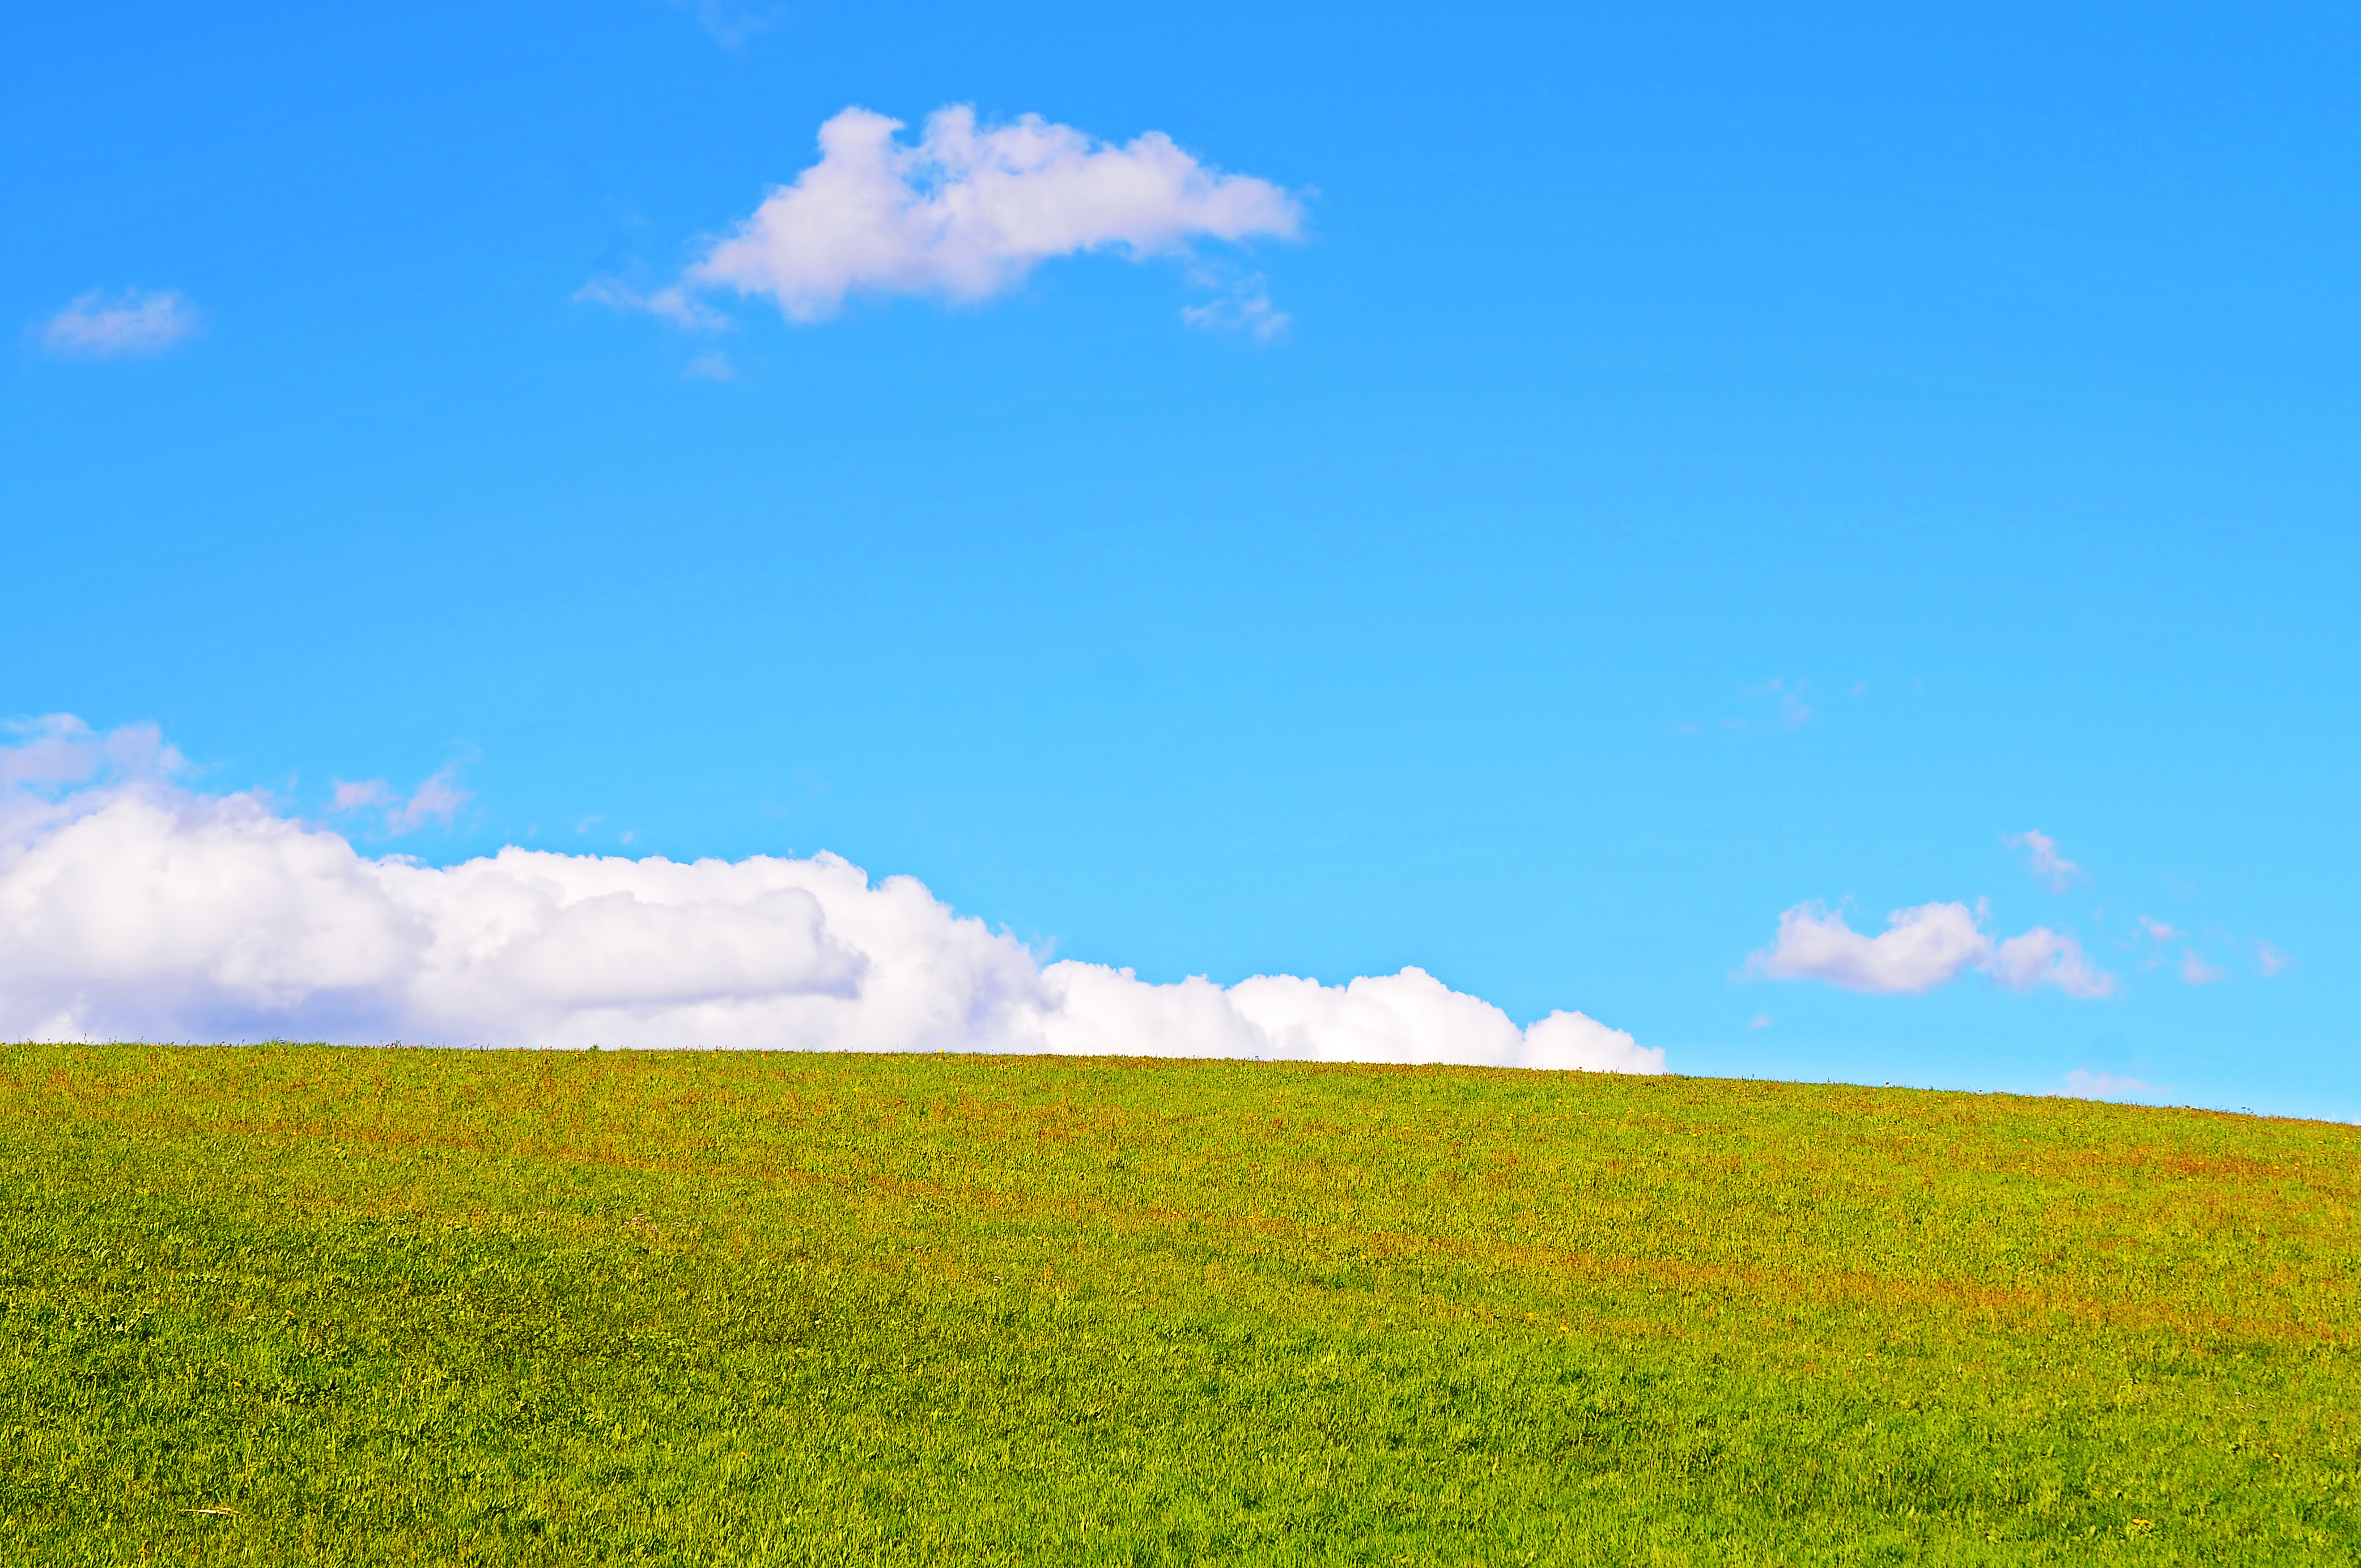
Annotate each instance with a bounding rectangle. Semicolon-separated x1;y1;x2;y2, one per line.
0;1046;2355;1563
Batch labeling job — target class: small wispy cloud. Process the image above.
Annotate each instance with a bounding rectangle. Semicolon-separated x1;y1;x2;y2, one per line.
2180;950;2228;985
329;778;390;812
40;289;198;359
1743;678;1814;729
1182;269;1288;340
1988;927;2116;998
390;764;469;834
2060;1068;2160;1102
670;0;779;48
329;763;471;836
2134;913;2288;985
573;277;731;333
1689;678;1818;736
1747;1013;1773;1030
2007;830;2084;892
589;105;1303;331
1747;900;2113;998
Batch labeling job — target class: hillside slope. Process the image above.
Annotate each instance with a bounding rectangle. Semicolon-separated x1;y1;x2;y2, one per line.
1;1045;2355;1563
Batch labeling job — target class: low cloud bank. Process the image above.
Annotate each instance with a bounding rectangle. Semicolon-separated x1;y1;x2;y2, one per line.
1748;901;2113;998
0;718;1661;1073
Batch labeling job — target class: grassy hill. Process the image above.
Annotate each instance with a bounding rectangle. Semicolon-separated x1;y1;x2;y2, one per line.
1;1044;2354;1563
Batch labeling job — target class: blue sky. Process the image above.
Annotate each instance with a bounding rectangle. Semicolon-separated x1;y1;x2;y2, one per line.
6;0;2358;1114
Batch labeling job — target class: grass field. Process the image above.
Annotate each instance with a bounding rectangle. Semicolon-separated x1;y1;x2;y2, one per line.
1;1045;2355;1563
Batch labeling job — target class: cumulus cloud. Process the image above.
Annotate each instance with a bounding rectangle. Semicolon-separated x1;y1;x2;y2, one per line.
2179;950;2227;985
0;720;1661;1072
1747;900;2113;998
612;105;1302;327
1746;902;1991;995
0;715;186;849
41;289;198;358
2007;830;2084;891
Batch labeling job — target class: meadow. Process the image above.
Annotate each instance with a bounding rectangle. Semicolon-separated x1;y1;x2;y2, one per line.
1;1044;2354;1564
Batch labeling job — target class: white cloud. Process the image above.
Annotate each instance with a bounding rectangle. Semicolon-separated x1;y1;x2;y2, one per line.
2060;1068;2159;1102
2143;917;2286;985
1;714;184;791
329;765;471;836
1182;270;1288;341
1747;900;2113;998
384;764;470;835
0;720;1661;1073
1727;678;1814;730
574;277;731;333
671;0;776;48
629;105;1301;326
41;290;198;358
330;779;390;811
1987;927;2116;998
1747;901;1991;994
0;715;187;852
2007;830;2084;891
572;277;645;315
